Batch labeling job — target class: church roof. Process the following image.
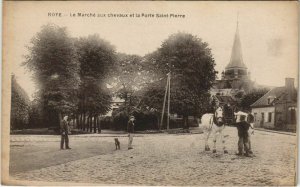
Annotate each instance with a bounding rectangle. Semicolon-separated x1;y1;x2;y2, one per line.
225;22;247;70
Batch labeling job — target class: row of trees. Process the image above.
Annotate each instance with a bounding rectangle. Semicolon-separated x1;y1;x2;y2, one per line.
11;75;30;129
22;24;116;130
20;23;218;131
13;23;264;131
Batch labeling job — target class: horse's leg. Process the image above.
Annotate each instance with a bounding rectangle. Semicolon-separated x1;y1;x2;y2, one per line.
221;125;228;154
212;126;217;153
205;129;211;151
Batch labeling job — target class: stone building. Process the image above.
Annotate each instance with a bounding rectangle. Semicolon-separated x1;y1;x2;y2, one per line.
251;78;297;131
105;97;125;116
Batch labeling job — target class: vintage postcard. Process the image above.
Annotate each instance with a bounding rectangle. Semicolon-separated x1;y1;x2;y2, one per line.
2;1;298;186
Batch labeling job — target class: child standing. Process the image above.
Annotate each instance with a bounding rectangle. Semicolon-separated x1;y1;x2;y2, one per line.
127;116;135;150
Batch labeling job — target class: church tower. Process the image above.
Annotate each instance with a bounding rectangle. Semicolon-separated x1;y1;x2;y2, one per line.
213;17;255;93
223;19;249;81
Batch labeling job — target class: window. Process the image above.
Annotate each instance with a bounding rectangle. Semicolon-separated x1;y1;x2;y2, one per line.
267;96;275;105
290;107;296;124
261;113;264;124
254;113;257;122
268;112;272;122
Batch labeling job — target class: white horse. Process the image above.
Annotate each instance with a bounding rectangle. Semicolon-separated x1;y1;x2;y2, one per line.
200;106;228;153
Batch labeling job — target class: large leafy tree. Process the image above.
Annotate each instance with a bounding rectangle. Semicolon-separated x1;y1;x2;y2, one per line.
75;34;116;132
141;33;217;128
23;24;80;127
110;54;151;115
239;88;270;111
10;75;30;130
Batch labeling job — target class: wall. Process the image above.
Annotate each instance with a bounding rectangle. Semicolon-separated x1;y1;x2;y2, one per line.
251;106;275;129
275;101;297;131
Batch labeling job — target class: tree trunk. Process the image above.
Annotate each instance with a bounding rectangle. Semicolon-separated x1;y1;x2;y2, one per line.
75;114;79;129
93;115;97;133
86;115;88;131
80;113;83;130
87;116;90;132
82;113;86;131
98;115;101;133
78;114;81;129
89;116;93;132
157;115;160;130
86;116;89;132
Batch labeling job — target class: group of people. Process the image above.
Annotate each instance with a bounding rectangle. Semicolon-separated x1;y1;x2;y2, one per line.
60;110;255;156
59;115;136;150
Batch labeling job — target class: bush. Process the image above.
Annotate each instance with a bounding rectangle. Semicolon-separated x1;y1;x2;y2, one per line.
100;116;113;129
112;111;128;130
133;111;158;131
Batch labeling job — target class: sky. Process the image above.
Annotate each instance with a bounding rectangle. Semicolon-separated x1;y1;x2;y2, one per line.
5;1;298;100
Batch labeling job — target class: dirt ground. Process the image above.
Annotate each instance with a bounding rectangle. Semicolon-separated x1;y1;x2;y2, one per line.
9;127;296;186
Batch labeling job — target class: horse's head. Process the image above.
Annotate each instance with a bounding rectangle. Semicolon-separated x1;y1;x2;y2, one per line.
214;106;224;124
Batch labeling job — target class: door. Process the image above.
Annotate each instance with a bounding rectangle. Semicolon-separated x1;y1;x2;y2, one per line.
260;113;264;127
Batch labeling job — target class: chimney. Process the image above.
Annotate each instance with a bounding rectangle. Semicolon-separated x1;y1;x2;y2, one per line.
285;78;294;101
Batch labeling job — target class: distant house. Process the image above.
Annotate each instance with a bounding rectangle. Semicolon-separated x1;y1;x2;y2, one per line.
251;78;297;131
105;97;125;116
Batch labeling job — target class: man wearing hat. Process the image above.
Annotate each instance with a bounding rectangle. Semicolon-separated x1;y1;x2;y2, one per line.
127;116;135;150
60;115;71;150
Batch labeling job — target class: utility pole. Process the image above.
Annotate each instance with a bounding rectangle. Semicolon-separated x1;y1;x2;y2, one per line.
160;76;169;130
160;72;171;131
167;73;171;130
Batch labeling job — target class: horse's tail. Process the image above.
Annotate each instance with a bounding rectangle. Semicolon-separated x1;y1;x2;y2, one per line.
209;116;213;126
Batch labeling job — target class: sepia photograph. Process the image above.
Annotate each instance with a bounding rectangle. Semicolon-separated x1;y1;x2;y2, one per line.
2;1;298;186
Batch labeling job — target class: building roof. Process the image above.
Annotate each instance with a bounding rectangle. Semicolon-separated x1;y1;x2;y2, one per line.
275;89;297;104
251;87;285;107
225;22;247;70
250;86;297;108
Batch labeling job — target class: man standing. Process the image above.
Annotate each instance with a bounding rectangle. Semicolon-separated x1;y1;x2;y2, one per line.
127;116;135;150
60;115;71;150
235;114;252;157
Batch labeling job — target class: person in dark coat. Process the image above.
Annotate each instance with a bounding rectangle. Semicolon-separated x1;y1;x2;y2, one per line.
60;115;71;150
127;116;135;150
234;113;253;156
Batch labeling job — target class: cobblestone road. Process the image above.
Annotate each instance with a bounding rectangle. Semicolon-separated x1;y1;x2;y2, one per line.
10;127;296;185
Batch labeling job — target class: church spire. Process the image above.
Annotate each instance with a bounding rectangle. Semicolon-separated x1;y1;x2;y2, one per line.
225;15;247;71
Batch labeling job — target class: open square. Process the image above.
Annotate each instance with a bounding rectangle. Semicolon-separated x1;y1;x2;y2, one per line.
10;127;296;186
